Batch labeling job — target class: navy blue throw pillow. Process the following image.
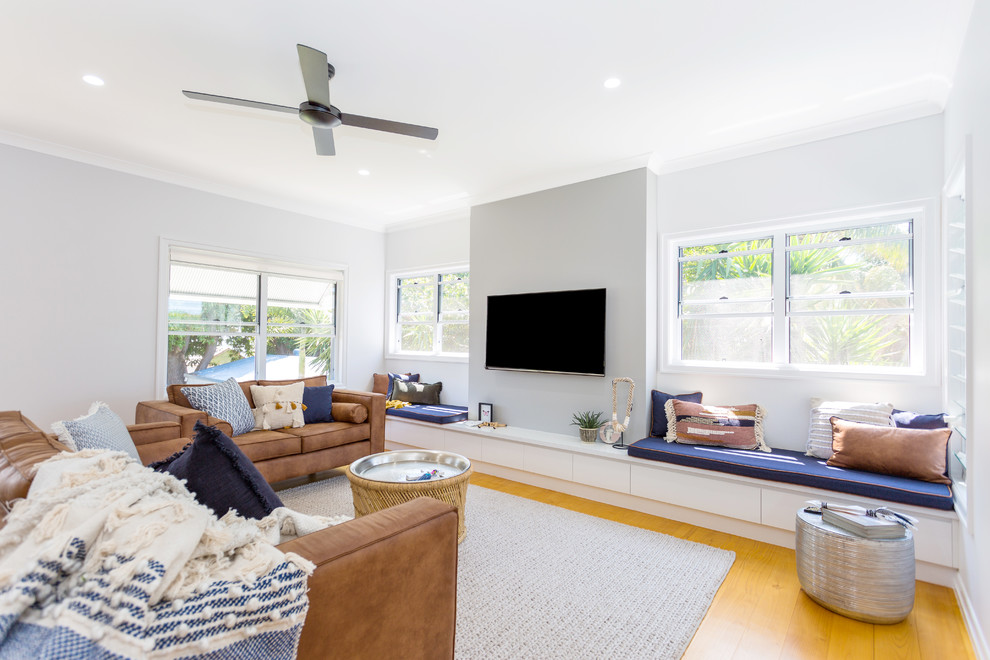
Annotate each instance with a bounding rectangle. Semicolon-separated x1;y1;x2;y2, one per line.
892;409;948;430
650;390;703;437
151;421;283;519
303;385;335;424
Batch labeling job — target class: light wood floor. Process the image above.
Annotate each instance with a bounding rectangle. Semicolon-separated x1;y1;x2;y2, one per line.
470;472;975;660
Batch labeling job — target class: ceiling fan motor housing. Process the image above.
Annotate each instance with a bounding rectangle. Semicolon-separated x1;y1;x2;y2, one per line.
299;101;342;128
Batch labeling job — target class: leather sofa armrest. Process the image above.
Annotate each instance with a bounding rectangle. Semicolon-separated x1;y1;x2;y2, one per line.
333;389;386;454
126;421;190;466
279;497;457;660
135;401;205;438
134;401;234;438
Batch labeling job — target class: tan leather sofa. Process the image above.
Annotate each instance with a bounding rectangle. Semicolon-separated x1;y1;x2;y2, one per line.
0;410;458;660
135;376;385;483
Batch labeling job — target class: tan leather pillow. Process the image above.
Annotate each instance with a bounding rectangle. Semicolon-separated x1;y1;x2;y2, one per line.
332;403;368;424
827;417;951;484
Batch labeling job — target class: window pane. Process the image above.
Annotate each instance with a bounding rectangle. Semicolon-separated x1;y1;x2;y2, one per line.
680;253;772;302
398;281;436;323
264;336;334;380
789;314;909;367
166;334;256;386
440;274;470;322
441;323;470;353
789;295;911;313
681;300;772;315
788;240;910;297
266;276;335;380
680;317;771;363
788;221;911;246
680;238;772;257
399;324;434;352
170;264;258;304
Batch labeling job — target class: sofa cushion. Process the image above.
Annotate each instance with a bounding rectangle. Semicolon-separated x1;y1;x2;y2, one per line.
892;409;948;430
806;399;893;459
50;402;140;461
372;372;420;397
664;399;769;452
151;421;283;519
827;417;952;485
232;430;302;462
650;390;703;438
393;380;441;405
332;403;368;424
303;385;335;424
283;423;371;453
0;412;69;511
168;379;257;408
258;376;328;388
250;382;305;430
181;378;256;436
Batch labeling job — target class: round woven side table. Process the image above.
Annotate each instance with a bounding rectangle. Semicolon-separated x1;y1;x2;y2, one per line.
347;450;472;543
795;508;915;624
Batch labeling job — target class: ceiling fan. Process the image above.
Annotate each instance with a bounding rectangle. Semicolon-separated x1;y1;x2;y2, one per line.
182;44;438;156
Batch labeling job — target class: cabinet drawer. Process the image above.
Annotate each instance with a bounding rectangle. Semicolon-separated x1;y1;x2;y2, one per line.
443;430;483;462
526;445;572;481
573;455;629;493
631;464;761;523
385;420;444;450
483;437;525;470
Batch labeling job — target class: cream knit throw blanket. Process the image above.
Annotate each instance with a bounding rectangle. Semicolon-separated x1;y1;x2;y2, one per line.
0;450;345;659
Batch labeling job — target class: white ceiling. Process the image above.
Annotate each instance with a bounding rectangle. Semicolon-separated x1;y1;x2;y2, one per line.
0;1;974;231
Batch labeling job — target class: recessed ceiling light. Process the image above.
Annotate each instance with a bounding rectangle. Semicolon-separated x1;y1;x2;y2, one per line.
357;169;370;176
82;74;105;87
603;78;621;89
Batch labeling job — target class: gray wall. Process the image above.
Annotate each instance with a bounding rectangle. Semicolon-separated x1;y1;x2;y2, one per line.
0;143;385;428
469;168;656;439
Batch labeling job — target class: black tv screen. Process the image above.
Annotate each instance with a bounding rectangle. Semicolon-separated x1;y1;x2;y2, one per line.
485;288;606;376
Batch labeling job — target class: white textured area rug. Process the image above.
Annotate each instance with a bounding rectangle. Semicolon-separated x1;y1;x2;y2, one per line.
278;476;735;659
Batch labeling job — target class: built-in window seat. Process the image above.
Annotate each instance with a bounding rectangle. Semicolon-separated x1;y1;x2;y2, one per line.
627;437;954;511
384;417;960;586
386;404;468;424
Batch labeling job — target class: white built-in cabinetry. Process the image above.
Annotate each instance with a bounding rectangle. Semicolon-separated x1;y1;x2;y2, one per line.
386;417;959;586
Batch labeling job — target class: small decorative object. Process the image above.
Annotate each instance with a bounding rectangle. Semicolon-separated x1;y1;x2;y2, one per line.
479;421;506;429
571;410;606;443
600;377;635;448
479;402;494;423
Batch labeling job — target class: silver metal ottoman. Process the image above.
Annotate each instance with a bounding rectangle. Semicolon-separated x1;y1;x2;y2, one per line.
795;508;915;624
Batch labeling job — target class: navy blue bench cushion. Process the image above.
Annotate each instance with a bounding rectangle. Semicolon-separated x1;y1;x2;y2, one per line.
387;404;469;424
628;437;953;511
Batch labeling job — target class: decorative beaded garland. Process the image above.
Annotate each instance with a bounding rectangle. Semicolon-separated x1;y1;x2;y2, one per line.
599;377;635;444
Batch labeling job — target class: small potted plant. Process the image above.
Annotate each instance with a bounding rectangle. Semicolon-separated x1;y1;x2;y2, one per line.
571;410;606;443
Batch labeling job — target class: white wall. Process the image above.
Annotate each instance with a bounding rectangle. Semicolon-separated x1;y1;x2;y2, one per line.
943;0;990;653
469;169;657;439
383;215;471;403
655;116;945;452
0;143;385;429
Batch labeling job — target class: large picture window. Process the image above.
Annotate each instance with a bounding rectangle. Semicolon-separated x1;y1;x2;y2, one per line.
391;268;469;357
669;208;922;375
165;247;341;387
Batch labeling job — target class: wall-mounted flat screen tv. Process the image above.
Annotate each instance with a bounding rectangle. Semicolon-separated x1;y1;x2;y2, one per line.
485;288;606;376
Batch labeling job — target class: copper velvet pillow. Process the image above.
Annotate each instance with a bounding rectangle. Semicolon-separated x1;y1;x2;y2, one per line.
664;399;770;452
827;417;952;484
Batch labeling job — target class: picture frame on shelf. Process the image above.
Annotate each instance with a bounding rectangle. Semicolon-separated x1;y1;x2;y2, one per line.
479;402;493;423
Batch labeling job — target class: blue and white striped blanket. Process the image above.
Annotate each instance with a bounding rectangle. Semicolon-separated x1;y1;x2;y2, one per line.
0;451;337;659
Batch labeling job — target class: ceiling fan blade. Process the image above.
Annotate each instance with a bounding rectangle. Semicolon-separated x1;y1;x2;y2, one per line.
312;127;335;156
182;90;298;115
297;44;332;108
339;113;439;140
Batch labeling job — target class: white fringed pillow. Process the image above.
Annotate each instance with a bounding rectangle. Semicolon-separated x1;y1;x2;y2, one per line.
805;398;893;459
250;382;306;430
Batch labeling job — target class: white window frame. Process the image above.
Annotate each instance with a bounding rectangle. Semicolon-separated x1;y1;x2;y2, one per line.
156;239;348;393
943;140;971;527
386;263;469;362
661;200;937;382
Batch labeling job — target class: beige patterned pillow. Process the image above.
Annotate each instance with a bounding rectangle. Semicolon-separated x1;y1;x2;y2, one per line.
805;398;893;459
250;382;305;430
